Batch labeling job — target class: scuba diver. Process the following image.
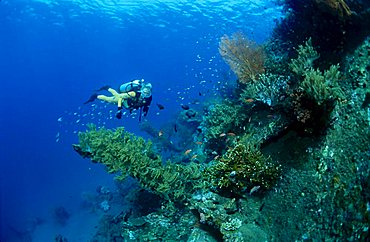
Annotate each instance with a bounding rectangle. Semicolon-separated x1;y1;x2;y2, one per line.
85;79;152;120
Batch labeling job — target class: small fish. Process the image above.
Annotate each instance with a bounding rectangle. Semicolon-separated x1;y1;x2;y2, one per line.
57;117;63;122
219;133;226;137
244;98;254;103
191;154;198;160
199;92;202;96
249;185;261;195
195;141;203;145
174;124;178;133
227;132;236;136
181;104;190;110
184;149;192;155
158;130;164;137
157;103;165;110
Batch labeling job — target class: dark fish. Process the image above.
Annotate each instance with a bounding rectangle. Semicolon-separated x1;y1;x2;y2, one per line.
157;103;165;110
174;124;178;133
181;104;190;110
199;92;202;96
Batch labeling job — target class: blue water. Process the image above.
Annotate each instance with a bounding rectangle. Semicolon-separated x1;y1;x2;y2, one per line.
0;0;282;240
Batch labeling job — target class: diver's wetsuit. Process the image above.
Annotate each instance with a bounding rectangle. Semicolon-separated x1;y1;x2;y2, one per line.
126;92;152;117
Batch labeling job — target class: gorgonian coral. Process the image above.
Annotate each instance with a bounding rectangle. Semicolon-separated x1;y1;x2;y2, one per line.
219;32;266;84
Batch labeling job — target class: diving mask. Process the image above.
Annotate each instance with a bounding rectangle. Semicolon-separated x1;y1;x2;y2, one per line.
141;83;152;98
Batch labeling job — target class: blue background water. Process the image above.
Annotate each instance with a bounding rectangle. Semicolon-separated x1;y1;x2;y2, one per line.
0;0;282;240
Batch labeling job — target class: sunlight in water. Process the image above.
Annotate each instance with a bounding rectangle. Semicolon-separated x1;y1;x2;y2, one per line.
11;0;283;36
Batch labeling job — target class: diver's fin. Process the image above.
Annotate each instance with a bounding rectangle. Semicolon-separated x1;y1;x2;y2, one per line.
84;93;98;104
94;85;111;92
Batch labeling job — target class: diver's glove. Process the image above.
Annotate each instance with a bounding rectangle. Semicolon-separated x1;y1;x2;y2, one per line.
116;107;123;119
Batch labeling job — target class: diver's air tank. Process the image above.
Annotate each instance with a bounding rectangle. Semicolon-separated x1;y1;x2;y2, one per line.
119;79;143;93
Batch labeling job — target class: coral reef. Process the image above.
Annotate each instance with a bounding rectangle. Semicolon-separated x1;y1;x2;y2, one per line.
73;6;370;241
299;63;344;105
290;38;344;106
239;72;289;107
200;101;248;155
189;191;270;241
273;0;370;68
286;38;345;134
345;36;370;89
289;38;320;76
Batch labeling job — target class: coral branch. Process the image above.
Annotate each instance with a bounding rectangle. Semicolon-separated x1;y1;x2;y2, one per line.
73;124;203;201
